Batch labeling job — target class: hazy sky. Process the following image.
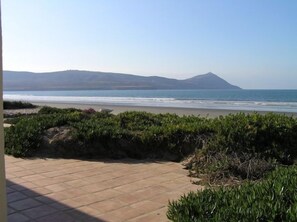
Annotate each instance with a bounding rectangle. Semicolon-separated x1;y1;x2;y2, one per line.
2;0;297;89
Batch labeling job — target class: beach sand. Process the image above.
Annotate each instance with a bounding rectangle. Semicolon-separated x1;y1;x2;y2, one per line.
29;102;297;117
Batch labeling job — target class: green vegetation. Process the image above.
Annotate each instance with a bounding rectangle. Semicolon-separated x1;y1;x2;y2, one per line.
5;107;212;159
166;113;297;221
187;113;297;184
4;107;297;220
5;107;297;165
38;106;80;115
167;166;297;222
5;112;82;157
3;101;36;109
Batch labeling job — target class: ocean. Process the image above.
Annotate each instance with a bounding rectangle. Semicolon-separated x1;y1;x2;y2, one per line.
3;89;297;113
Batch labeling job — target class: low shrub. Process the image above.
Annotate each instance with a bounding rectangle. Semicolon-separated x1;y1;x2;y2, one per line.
167;166;297;221
187;151;276;185
185;113;297;184
3;101;36;109
4;110;212;160
82;108;96;115
5;112;82;157
68;112;212;159
38;106;81;115
210;113;297;163
4;110;297;166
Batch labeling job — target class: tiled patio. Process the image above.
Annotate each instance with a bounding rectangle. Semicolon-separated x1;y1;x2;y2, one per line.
5;155;202;222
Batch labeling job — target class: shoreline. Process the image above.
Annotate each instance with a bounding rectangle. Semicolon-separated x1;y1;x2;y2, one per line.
31;101;297;117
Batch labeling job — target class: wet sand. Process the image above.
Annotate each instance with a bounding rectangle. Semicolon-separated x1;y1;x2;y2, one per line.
30;102;297;117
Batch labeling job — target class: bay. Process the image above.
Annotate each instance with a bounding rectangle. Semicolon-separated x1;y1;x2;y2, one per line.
4;89;297;112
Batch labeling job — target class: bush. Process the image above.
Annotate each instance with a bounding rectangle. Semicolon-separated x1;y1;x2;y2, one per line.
5;112;82;157
4;110;212;160
184;113;297;184
38;106;81;115
187;151;276;185
4;110;297;166
167;166;297;222
82;108;96;115
69;112;212;159
3;101;36;109
210;113;297;163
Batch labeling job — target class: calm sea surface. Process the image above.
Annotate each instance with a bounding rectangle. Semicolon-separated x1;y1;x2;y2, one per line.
4;89;297;112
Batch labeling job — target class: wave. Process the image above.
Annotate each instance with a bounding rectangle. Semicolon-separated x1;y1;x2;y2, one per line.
3;94;297;112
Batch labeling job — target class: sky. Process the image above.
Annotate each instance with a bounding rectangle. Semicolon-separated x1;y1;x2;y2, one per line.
2;0;297;89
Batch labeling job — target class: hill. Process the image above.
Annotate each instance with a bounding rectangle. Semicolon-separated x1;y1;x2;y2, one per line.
3;70;240;90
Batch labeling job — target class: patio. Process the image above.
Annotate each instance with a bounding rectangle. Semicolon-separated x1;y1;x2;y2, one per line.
5;155;202;222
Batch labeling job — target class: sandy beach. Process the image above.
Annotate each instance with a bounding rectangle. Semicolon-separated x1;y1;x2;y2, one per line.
26;101;297;117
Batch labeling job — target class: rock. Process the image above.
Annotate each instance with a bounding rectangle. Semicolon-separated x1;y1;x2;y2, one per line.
3;123;12;128
39;126;81;157
43;126;73;145
99;108;113;113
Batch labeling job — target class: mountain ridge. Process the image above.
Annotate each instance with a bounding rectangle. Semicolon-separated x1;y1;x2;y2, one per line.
3;70;241;90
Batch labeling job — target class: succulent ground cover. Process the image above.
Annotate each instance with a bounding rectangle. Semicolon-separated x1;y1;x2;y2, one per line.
167;166;297;221
4;106;297;221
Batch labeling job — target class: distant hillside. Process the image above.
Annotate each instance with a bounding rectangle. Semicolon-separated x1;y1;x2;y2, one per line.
3;70;241;90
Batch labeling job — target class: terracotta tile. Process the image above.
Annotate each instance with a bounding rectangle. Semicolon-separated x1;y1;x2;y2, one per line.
104;206;145;221
6;172;17;179
64;193;103;207
75;170;100;178
45;183;72;192
139;207;169;221
22;187;52;197
7;192;28;203
63;187;88;196
129;212;169;222
21;174;47;182
150;193;173;204
13;170;35;178
117;193;144;205
96;213;123;222
34;195;56;205
18;181;39;189
6;166;25;173
64;178;91;187
6;187;16;194
41;170;67;178
7;207;15;215
84;174;115;183
89;199;126;213
131;200;165;213
22;204;58;219
93;189;123;201
8;213;30;222
9;198;42;211
49;202;72;211
63;209;98;221
31;178;62;186
80;183;108;193
76;205;102;217
114;182;145;193
60;198;86;208
35;212;75;222
133;185;170;200
51;174;78;183
9;184;27;191
5;155;198;221
44;190;75;201
9;177;27;184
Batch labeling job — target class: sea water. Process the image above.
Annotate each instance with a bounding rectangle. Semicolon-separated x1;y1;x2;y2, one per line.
3;89;297;113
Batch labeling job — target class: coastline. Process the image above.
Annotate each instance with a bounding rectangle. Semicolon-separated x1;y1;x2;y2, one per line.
31;101;297;117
